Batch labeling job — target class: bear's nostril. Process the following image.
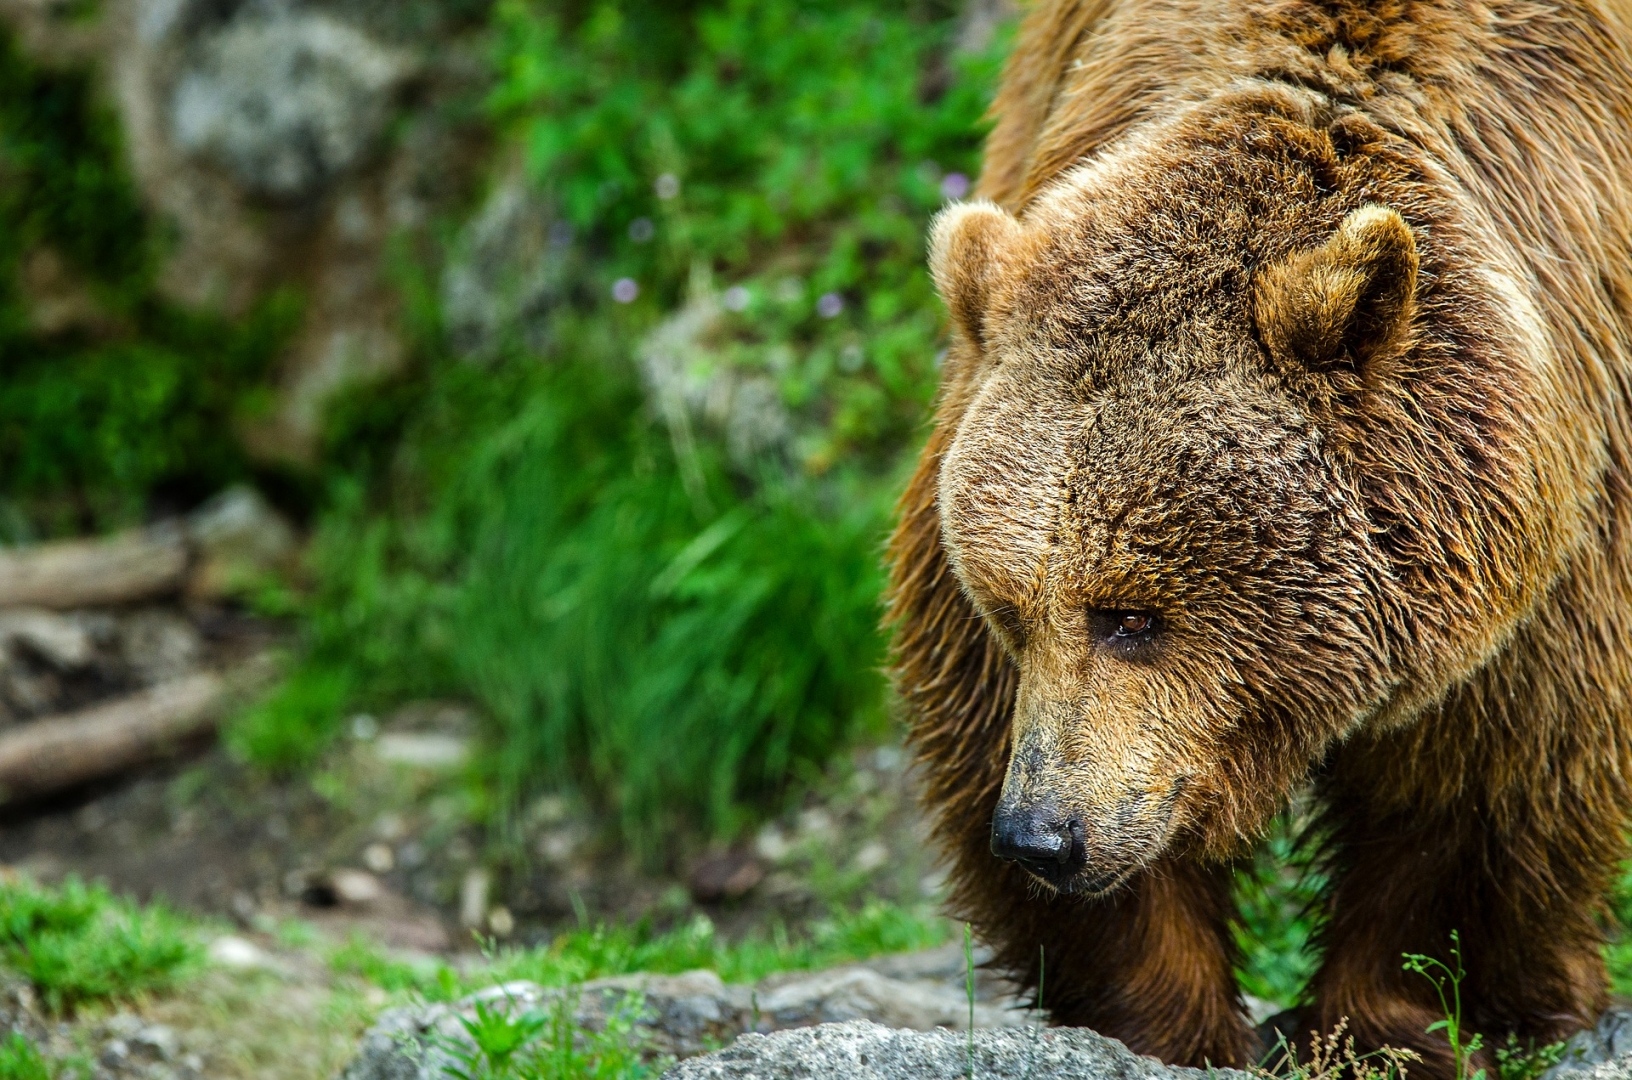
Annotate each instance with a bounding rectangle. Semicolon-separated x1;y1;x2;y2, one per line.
990;804;1085;882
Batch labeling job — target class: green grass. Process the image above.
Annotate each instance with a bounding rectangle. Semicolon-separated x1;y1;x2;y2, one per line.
0;1035;50;1080
332;899;949;1000
0;876;198;1015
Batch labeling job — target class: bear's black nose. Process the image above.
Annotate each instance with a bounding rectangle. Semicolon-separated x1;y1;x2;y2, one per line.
990;803;1084;884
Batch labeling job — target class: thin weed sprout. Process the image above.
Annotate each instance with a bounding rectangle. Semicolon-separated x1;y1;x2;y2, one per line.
1402;934;1568;1080
1036;945;1045;1015
1403;931;1482;1080
965;923;976;1079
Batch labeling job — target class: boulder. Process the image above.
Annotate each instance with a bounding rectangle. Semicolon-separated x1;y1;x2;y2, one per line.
660;1020;1248;1080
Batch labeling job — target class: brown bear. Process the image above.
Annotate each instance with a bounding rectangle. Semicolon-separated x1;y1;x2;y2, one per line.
886;0;1632;1074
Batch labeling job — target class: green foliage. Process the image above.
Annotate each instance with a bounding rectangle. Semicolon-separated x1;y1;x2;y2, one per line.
429;990;661;1080
1606;859;1632;995
0;31;291;537
226;664;357;772
1234;814;1324;1006
1493;1035;1566;1080
963;923;974;1078
494;900;947;988
0;876;197;1015
332;900;948;998
0;1035;50;1080
488;0;1001;464
247;0;1012;848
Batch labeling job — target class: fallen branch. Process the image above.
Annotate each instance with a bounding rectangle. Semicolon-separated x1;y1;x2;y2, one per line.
0;527;188;610
0;668;260;805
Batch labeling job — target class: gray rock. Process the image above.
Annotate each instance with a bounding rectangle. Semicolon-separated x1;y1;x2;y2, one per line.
660;1020;1251;1080
755;966;1030;1031
187;486;297;571
185;485;298;596
171;12;413;198
0;610;95;670
118;610;202;685
640;294;795;471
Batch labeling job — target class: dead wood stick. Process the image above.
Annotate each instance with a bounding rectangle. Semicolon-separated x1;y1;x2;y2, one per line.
0;672;232;804
0;527;189;610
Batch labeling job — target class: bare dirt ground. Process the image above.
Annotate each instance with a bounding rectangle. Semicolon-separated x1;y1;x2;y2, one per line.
0;714;943;951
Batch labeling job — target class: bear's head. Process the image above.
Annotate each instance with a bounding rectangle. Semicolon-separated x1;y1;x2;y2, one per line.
921;92;1583;895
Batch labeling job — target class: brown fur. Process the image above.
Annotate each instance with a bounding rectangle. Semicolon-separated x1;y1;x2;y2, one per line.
886;0;1632;1072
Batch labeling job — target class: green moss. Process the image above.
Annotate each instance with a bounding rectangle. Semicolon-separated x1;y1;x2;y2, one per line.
0;31;293;537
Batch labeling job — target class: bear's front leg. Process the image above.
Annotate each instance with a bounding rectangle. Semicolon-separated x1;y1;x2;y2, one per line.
970;853;1252;1068
1305;768;1612;1080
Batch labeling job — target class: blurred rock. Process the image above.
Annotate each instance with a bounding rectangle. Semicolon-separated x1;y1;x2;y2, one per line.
0;609;95;670
119;610;202;684
207;934;279;972
375;732;470;770
331;868;385;907
458;867;489;928
186;485;298;598
956;0;1019;55
94;1013;201;1080
641;293;795;470
688;850;765;904
662;1021;1241;1080
362;842;394;873
1547;1007;1632;1079
441;157;575;362
171;11;413;199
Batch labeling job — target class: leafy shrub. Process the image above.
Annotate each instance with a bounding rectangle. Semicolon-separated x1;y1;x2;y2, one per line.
0;876;197;1014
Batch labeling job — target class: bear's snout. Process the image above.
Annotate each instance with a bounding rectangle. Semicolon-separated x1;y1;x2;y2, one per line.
990;798;1086;887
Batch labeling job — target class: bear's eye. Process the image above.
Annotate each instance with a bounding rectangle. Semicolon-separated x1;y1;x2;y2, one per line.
1088;609;1162;657
1115;612;1152;637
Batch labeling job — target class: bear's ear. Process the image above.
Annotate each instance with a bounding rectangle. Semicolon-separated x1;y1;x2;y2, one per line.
1254;204;1419;371
930;200;1024;351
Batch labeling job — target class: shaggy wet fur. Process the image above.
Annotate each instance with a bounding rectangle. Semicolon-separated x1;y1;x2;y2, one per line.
886;0;1632;1073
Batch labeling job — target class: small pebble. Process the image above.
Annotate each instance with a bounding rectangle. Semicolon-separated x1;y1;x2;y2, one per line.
363;843;395;874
